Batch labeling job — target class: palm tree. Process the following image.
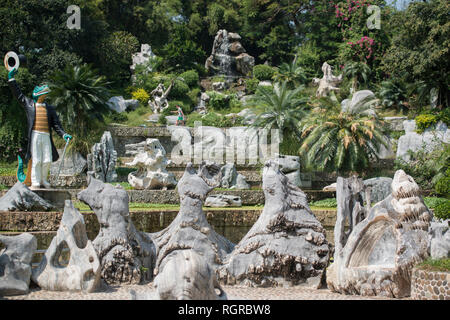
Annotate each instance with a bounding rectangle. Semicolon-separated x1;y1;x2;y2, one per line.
299;97;388;173
49;63;110;154
343;62;371;92
273;55;307;88
249;81;309;139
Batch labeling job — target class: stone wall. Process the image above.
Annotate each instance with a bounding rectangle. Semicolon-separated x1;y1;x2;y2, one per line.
411;268;449;300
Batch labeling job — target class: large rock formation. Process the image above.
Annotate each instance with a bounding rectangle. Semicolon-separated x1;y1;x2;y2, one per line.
0;182;56;212
0;233;37;296
220;163;250;190
87;131;118;183
205;30;255;78
32;201;101;292
327;170;432;298
428;219;450;260
218;160;330;288
153;250;227;300
125;138;177;190
106;96;139;114
396;120;450;162
77;178;156;285
151;162;235;274
312;62;343;98
205;194;242;207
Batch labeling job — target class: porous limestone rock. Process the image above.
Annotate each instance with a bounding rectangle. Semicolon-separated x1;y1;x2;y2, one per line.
218;160;330;288
32;201;101;292
153;250;227;300
0;182;56;212
106;96;139;114
125;138;177;190
327;170;433;298
205;29;255;77
77;178;156;285
87;131;118;183
428;219;450;260
276;154;301;187
312;62;343;98
220;163;250;190
396;120;450;162
150;161;235;277
341;90;377;117
205;194;242;207
362;177;393;204
50;149;87;177
0;233;37;296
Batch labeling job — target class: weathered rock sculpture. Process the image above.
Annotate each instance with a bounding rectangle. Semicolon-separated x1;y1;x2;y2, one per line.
312;62;343;97
32;201;101;292
77;178;156;285
327;170;432;298
428;219;450;259
205;29;255;78
87;131;118;183
220;163;250;190
205;194;242;207
334;176;370;255
153;249;227;300
0;233;37;296
125;138;177;190
151;161;235;275
218;160;330;288
106;96;139;114
148;82;174;113
276;154;302;187
0;182;56;212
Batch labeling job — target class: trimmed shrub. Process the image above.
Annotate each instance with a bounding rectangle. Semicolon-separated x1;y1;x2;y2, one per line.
415;113;438;133
253;64;275;81
131;88;150;105
180;70;199;88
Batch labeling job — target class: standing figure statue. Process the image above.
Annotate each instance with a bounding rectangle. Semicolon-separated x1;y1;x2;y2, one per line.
7;67;72;190
148;80;174;113
312;62;343;98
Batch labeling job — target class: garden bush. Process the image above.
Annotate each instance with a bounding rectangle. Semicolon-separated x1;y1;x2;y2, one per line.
415;113;438;133
158;114;167;125
245;78;259;94
166;79;190;99
253;64;275;81
179;70;199;88
434;168;450;197
207;91;229;110
131;88;150;105
433;200;450;220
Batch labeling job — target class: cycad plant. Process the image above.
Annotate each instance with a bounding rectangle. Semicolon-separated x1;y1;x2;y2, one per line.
273;55;307;88
250;81;309;139
49;63;110;154
343;62;371;92
299;97;388;173
378;79;408;111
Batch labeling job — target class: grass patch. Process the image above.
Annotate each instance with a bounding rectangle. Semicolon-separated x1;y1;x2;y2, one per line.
0;184;8;191
309;198;337;208
0;162;18;176
416;258;450;272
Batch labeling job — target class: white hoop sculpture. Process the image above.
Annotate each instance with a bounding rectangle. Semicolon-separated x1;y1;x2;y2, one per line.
4;51;20;71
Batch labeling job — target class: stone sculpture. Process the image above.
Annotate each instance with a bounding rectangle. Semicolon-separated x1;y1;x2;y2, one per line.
196;92;210;114
341;90;377;117
312;62;343;98
77;178;156;285
32;201;101;292
334;176;370;255
327;170;432;298
125;138;177;190
205;29;255;78
276;154;302;187
106;96;139;114
151;162;235;275
148;82;174;113
153;250;227;300
0;233;37;296
205;194;242;207
396;120;449;162
428;219;450;259
218;160;330;288
220;163;250;190
0;182;56;212
87;131;118;183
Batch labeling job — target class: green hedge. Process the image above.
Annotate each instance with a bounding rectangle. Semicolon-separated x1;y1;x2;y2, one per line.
253;64;275;81
179;70;199;88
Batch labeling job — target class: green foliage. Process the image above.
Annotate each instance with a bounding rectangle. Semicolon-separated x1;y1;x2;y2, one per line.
166;79;190;100
158;114;167;125
273;56;307;88
309;198;338;208
295;41;322;80
253;64;275;81
433;200;450;221
186;112;242;128
179;70;200;88
206;91;229;110
343;62;371;91
250;82;309;138
434;168;450;197
415;114;439;134
187;88;201;105
131;88;150;105
163;101;192;116
48;63;110;155
299;96;388;173
417;258;450;272
378;79;408;112
245;78;259;94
